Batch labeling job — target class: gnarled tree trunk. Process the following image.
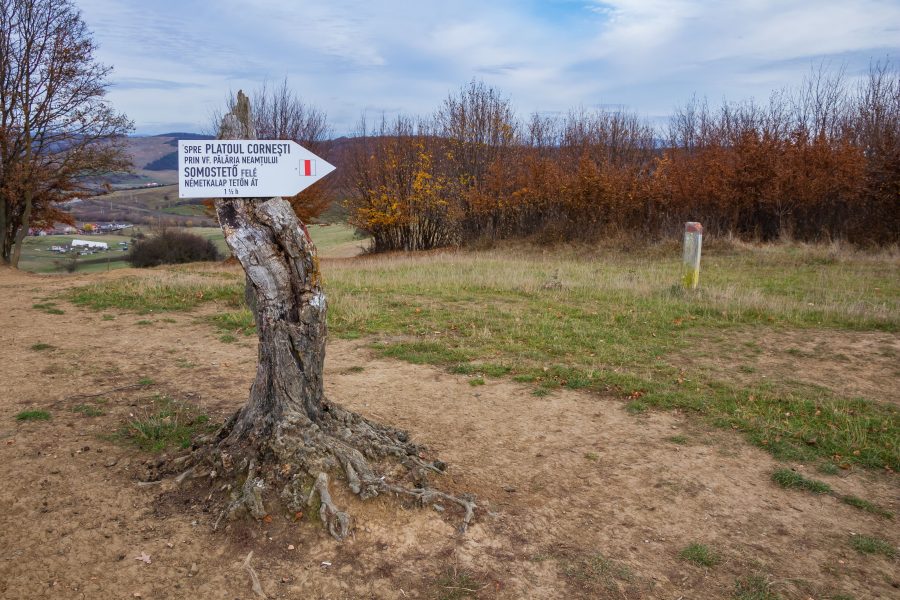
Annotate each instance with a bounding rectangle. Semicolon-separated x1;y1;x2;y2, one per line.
166;92;474;540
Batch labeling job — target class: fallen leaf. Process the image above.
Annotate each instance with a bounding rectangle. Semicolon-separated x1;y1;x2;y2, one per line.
135;552;151;564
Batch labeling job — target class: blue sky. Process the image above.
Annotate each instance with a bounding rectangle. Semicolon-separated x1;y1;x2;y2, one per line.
77;0;900;136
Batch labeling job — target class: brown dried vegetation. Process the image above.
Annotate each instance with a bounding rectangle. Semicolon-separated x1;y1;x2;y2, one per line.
346;66;900;250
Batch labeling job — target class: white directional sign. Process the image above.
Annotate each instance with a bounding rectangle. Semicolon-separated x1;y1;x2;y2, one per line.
177;140;335;199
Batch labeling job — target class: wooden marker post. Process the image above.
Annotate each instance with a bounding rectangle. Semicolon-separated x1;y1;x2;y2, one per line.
682;222;703;290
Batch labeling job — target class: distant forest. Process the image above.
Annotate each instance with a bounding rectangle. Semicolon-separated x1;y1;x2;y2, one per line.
144;152;177;171
339;66;899;250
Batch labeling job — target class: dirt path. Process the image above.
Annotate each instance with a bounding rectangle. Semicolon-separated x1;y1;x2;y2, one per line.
0;267;897;599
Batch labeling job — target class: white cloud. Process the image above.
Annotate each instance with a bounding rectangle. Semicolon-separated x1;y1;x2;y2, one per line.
75;0;900;133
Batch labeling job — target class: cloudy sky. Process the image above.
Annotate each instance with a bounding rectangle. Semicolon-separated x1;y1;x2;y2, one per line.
77;0;900;136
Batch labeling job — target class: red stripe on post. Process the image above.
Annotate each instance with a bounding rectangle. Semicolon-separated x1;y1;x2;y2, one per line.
304;160;312;176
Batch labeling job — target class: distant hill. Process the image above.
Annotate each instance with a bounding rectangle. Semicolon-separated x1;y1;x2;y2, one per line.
144;152;177;171
156;132;215;144
121;133;215;184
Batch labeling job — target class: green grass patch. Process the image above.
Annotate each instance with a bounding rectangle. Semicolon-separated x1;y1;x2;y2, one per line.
678;543;721;567
734;575;780;600
817;462;840;475
434;567;482;600
30;343;55;351
667;435;689;444
72;404;105;417
219;334;237;343
469;377;485;386
32;302;64;314
451;362;511;377
560;552;633;593
138;377;155;386
15;410;50;421
346;365;365;373
840;496;893;519
374;341;472;365
205;309;255;335
121;394;216;452
625;400;648;414
68;273;242;313
849;534;896;557
771;468;831;494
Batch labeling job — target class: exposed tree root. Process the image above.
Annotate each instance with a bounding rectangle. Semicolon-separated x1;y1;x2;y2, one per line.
378;483;477;533
310;472;351;540
156;399;476;541
240;551;266;598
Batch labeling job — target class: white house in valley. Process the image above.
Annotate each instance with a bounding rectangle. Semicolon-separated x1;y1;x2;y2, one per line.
71;239;108;250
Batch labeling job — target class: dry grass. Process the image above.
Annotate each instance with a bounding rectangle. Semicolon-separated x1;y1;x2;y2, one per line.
326;242;899;330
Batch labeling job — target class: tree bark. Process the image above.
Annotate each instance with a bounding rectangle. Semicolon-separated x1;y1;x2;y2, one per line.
215;92;327;438
0;197;8;265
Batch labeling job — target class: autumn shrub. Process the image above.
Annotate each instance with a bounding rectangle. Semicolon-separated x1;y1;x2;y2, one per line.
127;230;221;268
345;116;460;251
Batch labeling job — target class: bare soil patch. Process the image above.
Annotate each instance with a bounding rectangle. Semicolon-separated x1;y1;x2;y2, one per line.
680;327;900;406
0;267;897;599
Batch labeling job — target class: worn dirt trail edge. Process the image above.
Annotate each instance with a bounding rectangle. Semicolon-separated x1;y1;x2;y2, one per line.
157;91;475;539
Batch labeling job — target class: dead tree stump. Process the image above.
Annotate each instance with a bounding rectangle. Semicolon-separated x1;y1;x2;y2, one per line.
165;92;474;540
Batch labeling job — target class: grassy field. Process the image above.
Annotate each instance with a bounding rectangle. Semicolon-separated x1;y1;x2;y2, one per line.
99;184;180;208
19;224;361;273
65;240;900;471
19;233;135;273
